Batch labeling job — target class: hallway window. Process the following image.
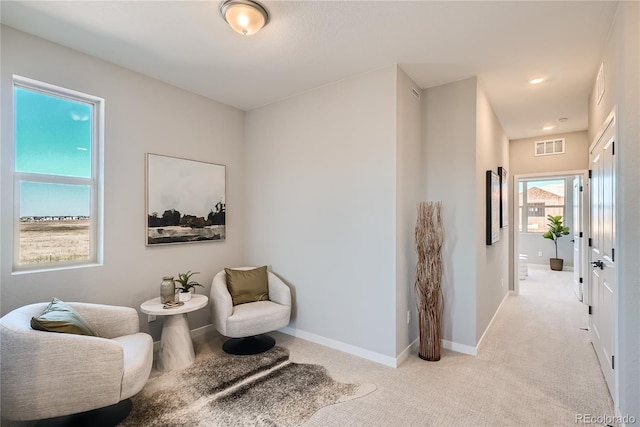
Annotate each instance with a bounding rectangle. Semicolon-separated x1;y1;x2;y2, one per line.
13;76;104;271
519;179;565;232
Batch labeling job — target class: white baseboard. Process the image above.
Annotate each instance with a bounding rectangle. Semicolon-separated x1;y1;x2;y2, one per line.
428;290;512;358
152;323;406;368
152;323;216;353
279;326;401;368
397;339;419;366
281;326;480;365
528;263;574;271
441;339;477;356
191;323;216;338
425;285;512;358
476;290;510;352
152;323;481;367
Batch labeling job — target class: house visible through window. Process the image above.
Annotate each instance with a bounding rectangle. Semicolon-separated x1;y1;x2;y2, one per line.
518;179;565;232
13;76;103;270
527;202;546;217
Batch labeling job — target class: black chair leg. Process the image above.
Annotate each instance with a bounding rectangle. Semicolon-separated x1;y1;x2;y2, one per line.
222;334;276;355
35;399;132;427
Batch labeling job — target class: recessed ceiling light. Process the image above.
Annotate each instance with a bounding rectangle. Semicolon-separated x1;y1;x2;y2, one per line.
542;125;555;131
529;77;545;85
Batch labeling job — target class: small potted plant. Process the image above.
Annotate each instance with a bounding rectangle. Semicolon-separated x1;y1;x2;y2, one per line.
542;215;570;271
175;270;203;302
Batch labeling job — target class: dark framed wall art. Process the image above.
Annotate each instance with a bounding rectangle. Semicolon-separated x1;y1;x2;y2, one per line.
486;170;500;245
146;153;226;245
498;166;508;228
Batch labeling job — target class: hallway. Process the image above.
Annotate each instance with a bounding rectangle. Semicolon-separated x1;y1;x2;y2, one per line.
479;264;615;423
280;263;617;426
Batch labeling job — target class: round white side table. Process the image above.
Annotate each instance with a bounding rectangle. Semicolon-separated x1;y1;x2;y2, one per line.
140;294;208;371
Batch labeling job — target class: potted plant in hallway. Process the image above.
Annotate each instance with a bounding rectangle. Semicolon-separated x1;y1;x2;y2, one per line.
176;270;203;302
542;215;570;271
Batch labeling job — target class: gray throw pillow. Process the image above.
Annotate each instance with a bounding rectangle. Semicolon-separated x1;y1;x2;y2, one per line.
31;298;98;336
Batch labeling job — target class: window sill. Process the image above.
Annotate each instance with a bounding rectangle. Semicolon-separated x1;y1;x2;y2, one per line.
12;262;103;275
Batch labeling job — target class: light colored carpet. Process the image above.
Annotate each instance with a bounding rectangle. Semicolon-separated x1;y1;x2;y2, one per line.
263;265;614;426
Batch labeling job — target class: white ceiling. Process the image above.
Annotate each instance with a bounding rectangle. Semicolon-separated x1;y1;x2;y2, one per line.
1;1;619;139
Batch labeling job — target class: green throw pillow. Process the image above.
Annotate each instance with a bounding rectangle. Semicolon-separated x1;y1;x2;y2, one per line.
225;266;270;306
31;298;98;336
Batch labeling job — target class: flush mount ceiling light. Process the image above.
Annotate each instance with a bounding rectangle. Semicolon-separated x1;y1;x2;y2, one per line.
542;125;556;131
219;0;270;36
529;77;545;85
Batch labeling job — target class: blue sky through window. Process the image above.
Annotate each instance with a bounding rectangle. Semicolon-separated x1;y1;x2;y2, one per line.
19;182;90;217
15;87;92;217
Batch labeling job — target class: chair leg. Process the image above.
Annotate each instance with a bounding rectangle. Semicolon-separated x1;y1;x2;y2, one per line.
222;334;276;355
35;399;132;427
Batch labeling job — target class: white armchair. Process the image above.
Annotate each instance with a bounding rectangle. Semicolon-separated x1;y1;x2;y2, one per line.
211;267;291;354
0;302;153;421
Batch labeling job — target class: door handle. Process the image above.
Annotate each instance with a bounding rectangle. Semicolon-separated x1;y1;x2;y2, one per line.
591;260;604;270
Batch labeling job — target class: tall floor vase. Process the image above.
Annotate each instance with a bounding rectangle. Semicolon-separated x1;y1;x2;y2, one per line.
414;201;444;361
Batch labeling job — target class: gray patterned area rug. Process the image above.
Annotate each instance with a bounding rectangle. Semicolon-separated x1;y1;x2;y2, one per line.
120;346;376;426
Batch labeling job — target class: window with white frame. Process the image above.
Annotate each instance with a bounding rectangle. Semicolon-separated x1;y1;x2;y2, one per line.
13;76;103;270
518;179;565;233
534;138;565;156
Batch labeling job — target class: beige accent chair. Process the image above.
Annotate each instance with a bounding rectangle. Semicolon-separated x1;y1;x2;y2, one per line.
0;302;153;421
211;267;291;354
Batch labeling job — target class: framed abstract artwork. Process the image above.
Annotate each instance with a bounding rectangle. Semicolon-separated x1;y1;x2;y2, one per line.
486;170;500;245
146;153;226;245
498;166;508;228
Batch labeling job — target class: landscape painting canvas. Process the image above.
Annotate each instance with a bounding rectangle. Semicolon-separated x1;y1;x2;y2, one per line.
146;154;225;245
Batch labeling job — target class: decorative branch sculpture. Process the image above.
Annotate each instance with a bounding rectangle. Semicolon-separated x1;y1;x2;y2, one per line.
414;201;444;361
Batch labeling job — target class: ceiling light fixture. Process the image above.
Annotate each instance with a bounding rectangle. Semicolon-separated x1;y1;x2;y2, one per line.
529;77;545;85
542;125;555;131
219;0;270;36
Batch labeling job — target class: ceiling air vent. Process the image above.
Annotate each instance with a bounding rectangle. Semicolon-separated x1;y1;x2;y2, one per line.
535;138;565;156
411;87;421;100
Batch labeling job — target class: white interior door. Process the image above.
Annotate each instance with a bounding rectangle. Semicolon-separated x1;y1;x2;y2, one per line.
589;113;616;397
572;176;583;301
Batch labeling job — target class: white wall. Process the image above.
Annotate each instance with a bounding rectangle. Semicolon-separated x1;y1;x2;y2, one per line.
422;77;508;351
0;26;246;338
0;28;508;367
509;131;589;175
474;83;509;341
244;66;398;360
422;78;478;349
395;67;422;354
587;2;640;420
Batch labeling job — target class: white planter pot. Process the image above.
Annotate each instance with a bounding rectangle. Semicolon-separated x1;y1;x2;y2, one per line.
178;291;192;302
